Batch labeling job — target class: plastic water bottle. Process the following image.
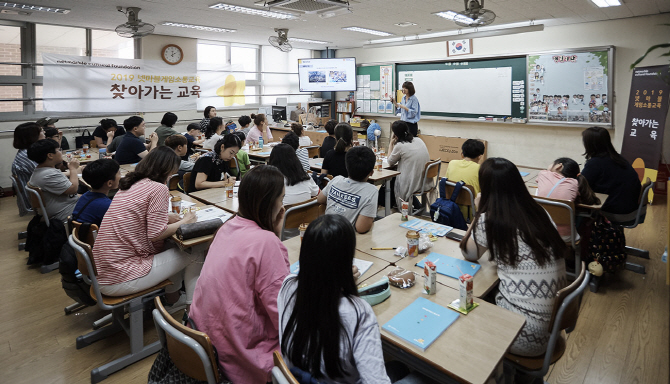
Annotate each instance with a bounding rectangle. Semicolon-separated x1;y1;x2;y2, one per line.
98;148;107;159
258;136;264;150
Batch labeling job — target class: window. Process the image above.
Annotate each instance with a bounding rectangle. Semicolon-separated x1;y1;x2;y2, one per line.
0;25;22;76
34;85;43;112
0;85;23;112
36;24;86;76
231;45;258;81
197;42;228;70
261;47;311;105
92;30;134;59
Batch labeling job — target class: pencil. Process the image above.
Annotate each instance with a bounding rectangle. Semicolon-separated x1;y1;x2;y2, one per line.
371;247;396;250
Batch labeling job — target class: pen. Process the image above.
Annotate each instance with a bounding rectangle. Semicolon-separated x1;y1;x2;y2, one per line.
371;247;396;250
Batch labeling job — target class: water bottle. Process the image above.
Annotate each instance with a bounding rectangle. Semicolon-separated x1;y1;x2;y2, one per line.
98;148;107;159
258;136;264;150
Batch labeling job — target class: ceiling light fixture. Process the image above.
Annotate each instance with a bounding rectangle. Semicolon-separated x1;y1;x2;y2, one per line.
395;22;417;27
434;10;475;25
209;2;298;19
288;37;330;44
590;0;621;7
342;26;393;37
162;22;236;33
0;1;69;13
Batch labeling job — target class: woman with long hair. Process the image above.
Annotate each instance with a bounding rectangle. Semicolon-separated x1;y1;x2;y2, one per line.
581;126;640;217
384;120;431;209
199;105;216;132
269;143;319;205
190;134;241;192
321;122;354;178
460;157;567;357
93;147;203;309
190;165;289;384
202;116;225;150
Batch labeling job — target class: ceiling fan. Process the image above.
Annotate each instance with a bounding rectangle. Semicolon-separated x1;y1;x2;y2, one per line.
269;28;293;52
115;7;155;38
440;0;496;28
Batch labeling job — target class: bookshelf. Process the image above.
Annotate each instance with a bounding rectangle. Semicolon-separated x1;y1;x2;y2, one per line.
336;101;355;123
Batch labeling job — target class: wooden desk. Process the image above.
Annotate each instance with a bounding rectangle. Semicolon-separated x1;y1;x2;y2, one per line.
169;192;214;249
526;183;608;211
248;149;272;163
270;126;329;146
309;157;324;173
190;188;240;215
517;165;542;184
374;282;525;384
119;163;135;176
282;236;390;283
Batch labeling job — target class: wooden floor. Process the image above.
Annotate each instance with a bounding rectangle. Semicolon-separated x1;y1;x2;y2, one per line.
0;194;667;384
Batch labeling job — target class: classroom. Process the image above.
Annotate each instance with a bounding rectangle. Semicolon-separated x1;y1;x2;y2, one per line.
0;1;668;383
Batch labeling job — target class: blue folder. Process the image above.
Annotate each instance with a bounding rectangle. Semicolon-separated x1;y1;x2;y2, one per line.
415;252;481;279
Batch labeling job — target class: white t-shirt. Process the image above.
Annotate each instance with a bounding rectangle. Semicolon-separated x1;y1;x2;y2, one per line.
202;133;222;150
322;176;379;225
283;178;320;206
298;135;312;147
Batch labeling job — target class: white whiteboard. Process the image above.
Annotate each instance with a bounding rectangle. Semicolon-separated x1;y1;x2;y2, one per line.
399;67;512;115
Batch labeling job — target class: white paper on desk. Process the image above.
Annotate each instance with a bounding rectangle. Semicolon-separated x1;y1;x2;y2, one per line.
353;258;373;277
370;81;380;91
196;207;233;223
363;100;371;113
378;100;386;114
363;88;371;99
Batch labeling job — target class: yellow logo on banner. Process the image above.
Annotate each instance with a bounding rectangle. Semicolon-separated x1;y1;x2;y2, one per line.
216;75;246;106
632;158;657;202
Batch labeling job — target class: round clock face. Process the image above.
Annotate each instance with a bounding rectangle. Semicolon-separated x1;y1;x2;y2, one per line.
163;45;183;65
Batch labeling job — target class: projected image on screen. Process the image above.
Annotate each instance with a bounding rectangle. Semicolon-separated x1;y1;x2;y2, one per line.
309;71;326;83
329;71;347;83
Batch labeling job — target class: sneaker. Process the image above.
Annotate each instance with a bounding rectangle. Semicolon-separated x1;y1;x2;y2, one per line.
165;293;188;314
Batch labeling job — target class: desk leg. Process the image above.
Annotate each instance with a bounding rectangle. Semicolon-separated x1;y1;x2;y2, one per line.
385;179;391;217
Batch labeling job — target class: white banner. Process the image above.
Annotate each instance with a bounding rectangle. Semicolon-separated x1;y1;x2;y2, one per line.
43;54;247;113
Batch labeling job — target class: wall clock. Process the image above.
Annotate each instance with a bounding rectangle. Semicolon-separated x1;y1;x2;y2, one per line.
162;44;183;65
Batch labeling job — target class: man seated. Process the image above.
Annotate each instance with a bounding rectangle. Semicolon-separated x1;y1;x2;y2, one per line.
27;139;80;221
318;146;378;234
71;159;120;226
114;115;158;165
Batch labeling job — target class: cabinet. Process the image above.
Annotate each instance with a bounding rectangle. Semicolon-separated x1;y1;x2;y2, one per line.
336;101;355;123
307;101;332;126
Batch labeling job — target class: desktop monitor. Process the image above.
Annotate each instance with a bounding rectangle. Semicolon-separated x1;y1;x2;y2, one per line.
272;105;287;122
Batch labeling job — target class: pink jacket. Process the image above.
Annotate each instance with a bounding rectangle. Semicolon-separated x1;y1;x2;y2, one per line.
189;216;289;384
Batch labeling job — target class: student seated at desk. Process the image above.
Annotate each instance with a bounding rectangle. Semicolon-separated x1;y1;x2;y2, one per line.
580;127;640;220
384;120;431;210
247;113;273;145
269;143;319;205
93;147;203;309
537;157;600;241
71;159;120;227
184;123;204;157
460;157;567;357
199;105;216;132
189;165;289;384
114;116;158;165
12;122;45;214
189;134;240;193
319;119;337;158
291;122;313;147
318;146;378;234
155;112;179;146
92;119;121;149
105;126;126;154
282;131;310;173
231;131;251;178
44;127;64;149
237;115;252;136
445;139;486;220
202;117;225;150
321;123;354;178
165;134;194;173
28;139;80;222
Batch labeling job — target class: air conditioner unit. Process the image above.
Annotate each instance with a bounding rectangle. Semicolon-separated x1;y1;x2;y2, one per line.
258;0;351;15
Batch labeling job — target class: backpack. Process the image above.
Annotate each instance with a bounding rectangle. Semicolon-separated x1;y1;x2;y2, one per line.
25;215;67;266
59;222;96;306
587;213;627;273
429;179;468;230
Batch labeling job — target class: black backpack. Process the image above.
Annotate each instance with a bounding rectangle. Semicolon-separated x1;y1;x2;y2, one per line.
429;179;468;230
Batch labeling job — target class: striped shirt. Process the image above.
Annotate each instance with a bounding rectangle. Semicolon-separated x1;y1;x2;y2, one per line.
92;179;170;285
296;148;310;172
12;149;37;214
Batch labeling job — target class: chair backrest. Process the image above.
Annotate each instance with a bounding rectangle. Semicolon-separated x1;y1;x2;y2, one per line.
167;173;180;191
627;177;653;228
306;146;319;159
25;183;49;226
273;351;300;384
153;297;220;384
229;157;238;169
548;262;587;332
10;174;33;215
280;197;320;241
419;158;441;193
442;179;476;207
182;172;192;194
70;225;99;278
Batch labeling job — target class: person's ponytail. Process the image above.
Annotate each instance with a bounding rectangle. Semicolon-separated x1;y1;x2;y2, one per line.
575;174;600;206
334;138;348;153
333;123;353;153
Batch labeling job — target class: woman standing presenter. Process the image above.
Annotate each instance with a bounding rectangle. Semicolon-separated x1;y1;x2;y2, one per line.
391;81;421;137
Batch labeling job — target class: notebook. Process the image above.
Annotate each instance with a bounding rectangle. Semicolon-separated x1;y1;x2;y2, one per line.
290;258;373;277
382;297;459;351
195;207;233;223
519;171;530;177
399;219;453;237
415;252;481;279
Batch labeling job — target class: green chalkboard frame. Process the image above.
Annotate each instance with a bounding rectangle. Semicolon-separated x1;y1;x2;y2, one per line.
395;56;527;119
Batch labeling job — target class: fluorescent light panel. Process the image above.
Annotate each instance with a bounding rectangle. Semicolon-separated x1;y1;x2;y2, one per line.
162;22;236;33
342;26;393;37
288;37;329;44
0;1;69;13
434;11;475;24
209;3;298;19
591;0;621;7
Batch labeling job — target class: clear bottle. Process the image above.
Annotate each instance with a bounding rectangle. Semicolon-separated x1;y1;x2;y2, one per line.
258;135;264;150
98;148;107;159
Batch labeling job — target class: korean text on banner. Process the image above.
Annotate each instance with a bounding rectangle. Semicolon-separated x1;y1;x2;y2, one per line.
620;65;670;184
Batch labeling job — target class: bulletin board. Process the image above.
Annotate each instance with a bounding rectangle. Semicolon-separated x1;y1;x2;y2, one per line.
355;64;395;115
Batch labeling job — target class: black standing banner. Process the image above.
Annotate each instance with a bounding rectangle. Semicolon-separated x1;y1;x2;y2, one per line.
621;65;670;183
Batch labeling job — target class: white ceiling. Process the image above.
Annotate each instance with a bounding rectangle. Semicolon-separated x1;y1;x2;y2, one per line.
0;0;668;49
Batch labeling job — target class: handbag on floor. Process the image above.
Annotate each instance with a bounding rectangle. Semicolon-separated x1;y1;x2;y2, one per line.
587;213;627;273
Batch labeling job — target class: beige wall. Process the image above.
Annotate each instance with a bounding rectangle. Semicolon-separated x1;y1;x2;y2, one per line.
141;35;197;62
337;13;670;168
